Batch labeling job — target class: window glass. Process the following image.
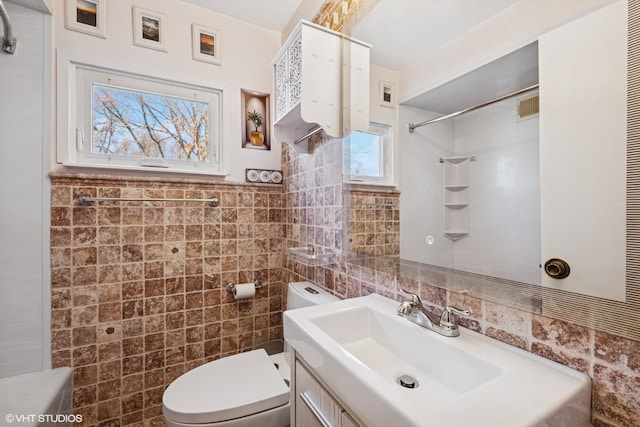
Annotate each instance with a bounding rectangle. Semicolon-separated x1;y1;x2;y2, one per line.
344;122;393;184
92;84;210;162
349;130;383;177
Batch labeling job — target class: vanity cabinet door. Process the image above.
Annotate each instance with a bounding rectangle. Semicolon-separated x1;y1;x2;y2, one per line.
294;360;361;427
340;412;359;427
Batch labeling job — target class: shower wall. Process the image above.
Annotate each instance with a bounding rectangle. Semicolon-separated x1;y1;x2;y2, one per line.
400;97;541;285
0;2;51;378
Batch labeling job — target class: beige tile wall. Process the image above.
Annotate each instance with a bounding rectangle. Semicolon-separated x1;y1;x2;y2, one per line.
346;189;400;257
50;174;284;426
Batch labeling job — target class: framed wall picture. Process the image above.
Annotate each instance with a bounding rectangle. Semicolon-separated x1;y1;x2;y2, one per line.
64;0;107;38
132;6;167;52
192;24;221;65
379;81;394;108
241;89;271;150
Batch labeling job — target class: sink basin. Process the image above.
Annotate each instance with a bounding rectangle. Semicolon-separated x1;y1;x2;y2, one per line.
311;305;502;397
284;293;591;427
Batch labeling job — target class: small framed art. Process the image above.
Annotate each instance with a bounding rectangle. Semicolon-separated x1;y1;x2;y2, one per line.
132;6;167;52
379;81;394;108
64;0;107;38
192;24;221;65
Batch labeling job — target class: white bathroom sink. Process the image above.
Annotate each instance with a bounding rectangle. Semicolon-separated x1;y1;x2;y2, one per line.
284;294;591;427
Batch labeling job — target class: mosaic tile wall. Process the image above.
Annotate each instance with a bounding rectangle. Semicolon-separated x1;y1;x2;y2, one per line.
282;135;344;284
346;189;400;257
49;174;284;426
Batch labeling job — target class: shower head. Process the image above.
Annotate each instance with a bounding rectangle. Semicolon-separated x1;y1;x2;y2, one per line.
0;0;16;54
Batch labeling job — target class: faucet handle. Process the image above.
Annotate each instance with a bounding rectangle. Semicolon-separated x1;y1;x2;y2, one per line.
440;306;470;326
400;289;422;305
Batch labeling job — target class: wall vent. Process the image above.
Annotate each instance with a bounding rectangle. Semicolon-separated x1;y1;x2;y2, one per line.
517;94;539;121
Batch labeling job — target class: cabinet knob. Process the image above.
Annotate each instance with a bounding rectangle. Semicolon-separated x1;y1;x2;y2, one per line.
544;258;571;279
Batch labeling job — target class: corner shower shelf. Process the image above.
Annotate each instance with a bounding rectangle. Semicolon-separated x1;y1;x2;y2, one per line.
444;231;469;240
443;155;473;241
445;184;469;191
444;203;469;209
441;155;471;164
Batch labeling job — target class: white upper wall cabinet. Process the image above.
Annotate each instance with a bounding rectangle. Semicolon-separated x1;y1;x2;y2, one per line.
539;0;627;301
272;20;370;153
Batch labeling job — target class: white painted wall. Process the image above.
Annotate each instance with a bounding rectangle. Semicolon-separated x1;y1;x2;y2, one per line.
51;0;283;183
368;64;400;187
0;2;52;378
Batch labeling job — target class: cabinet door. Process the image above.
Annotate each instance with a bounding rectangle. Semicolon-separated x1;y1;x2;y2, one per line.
539;0;626;301
295;361;342;426
340;412;359;427
288;34;303;110
274;52;289;121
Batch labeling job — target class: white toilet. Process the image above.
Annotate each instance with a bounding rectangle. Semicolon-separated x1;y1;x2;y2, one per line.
162;281;339;427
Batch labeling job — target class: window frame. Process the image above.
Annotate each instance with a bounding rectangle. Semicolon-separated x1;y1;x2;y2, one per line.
56;50;230;176
343;121;394;186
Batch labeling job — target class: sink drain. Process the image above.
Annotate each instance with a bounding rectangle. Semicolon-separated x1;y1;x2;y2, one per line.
396;375;419;389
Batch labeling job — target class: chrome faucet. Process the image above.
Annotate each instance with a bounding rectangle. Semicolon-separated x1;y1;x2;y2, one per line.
397;289;469;337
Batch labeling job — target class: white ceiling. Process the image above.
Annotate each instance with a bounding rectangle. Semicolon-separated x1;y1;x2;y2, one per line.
351;0;521;71
181;0;305;31
180;0;521;72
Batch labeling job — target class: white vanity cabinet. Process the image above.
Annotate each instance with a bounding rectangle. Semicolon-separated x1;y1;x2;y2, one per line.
272;20;370;153
293;358;362;427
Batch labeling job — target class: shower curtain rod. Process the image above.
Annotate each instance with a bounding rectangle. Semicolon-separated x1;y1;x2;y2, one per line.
407;83;539;133
0;0;16;54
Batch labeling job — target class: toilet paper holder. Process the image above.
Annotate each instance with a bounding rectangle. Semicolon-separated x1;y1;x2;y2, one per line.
226;280;262;293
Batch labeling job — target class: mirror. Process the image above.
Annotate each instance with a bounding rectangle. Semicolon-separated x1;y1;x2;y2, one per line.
345;0;629;306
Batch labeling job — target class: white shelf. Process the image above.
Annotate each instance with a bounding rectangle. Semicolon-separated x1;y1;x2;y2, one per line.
445;184;469;191
444;231;469;240
443;154;472;241
443;156;472;164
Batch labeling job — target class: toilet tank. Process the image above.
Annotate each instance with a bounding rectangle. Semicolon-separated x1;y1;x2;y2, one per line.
286;281;339;310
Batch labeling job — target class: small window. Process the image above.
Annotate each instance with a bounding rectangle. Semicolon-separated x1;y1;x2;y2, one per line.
344;122;393;185
57;51;226;175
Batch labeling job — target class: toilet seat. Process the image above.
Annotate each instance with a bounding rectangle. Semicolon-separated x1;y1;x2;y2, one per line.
162;349;290;424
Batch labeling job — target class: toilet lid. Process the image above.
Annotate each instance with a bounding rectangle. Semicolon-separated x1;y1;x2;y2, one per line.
162;349;290;424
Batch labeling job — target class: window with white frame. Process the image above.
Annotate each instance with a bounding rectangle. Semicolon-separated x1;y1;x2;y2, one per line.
344;122;393;185
57;52;225;175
